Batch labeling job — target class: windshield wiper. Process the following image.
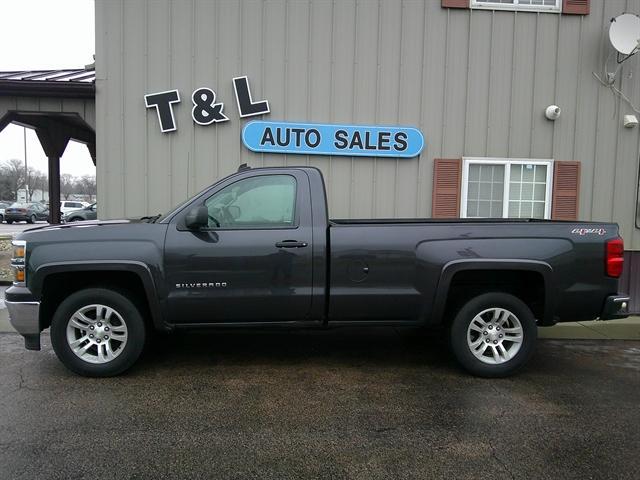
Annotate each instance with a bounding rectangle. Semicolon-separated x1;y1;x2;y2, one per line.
140;214;162;223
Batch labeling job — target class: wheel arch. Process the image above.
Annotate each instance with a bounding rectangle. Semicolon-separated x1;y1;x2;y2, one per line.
33;261;167;332
430;259;556;326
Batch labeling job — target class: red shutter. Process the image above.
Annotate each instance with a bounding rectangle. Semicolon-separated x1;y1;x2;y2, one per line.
432;158;462;218
442;0;469;8
551;161;581;220
562;0;589;15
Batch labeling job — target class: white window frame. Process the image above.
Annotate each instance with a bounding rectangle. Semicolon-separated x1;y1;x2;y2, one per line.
461;157;554;219
470;0;561;13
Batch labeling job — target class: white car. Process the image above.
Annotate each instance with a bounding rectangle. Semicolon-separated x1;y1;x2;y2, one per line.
60;201;90;215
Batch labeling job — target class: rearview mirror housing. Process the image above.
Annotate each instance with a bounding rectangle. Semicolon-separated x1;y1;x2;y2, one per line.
185;206;209;229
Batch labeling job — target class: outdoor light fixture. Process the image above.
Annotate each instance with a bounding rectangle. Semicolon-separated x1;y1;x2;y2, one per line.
545;105;561;121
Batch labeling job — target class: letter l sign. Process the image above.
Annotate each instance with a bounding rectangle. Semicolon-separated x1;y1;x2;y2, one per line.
233;76;270;118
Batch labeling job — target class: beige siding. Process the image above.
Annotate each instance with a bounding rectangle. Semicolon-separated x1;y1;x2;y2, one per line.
96;0;640;248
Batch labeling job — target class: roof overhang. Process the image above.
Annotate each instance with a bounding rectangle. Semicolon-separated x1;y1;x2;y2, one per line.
0;80;94;98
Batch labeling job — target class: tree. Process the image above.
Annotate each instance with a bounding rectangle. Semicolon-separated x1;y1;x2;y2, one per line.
77;175;97;201
25;167;47;201
60;173;75;200
0;159;26;200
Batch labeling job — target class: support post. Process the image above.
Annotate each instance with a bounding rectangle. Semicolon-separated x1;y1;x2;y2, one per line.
47;156;61;224
35;126;70;225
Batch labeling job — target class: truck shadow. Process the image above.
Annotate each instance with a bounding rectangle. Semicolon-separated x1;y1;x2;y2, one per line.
139;326;458;373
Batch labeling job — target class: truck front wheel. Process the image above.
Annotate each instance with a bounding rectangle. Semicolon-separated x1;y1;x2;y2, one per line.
449;292;537;378
50;288;146;377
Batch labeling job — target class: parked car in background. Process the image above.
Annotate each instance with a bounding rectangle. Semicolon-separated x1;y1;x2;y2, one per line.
63;203;97;222
0;201;11;223
60;201;90;215
4;202;49;224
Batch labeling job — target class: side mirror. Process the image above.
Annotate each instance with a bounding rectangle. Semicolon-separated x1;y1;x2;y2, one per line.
185;206;209;229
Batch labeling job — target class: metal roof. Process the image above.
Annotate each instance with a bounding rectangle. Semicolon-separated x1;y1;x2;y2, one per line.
0;68;95;83
0;68;95;98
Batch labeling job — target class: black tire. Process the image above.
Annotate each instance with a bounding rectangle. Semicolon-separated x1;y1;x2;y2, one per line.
6;220;12;224
449;292;537;378
27;214;35;224
0;214;3;223
50;288;146;377
68;216;80;222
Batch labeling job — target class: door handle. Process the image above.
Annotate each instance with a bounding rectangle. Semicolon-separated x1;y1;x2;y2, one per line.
275;240;308;248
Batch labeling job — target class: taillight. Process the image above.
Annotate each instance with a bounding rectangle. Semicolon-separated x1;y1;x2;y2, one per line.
606;237;624;278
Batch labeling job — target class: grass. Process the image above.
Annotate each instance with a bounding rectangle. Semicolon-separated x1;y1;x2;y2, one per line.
0;237;12;282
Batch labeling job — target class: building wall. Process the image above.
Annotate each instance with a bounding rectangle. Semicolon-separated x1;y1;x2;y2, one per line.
96;0;640;249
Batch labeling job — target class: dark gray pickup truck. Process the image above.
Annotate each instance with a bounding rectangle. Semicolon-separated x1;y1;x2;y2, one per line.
6;166;629;377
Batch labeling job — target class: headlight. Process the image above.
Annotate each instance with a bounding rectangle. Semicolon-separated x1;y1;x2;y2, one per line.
11;240;26;286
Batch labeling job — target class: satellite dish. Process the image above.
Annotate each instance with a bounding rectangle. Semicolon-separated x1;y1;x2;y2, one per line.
609;13;640;56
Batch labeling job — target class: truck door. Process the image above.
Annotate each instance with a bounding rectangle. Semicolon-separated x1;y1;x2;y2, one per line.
163;170;314;323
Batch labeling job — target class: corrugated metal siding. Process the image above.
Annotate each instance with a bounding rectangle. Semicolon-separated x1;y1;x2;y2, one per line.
96;0;640;249
619;251;640;313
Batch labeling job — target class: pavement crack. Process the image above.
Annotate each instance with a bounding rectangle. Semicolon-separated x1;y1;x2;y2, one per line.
488;439;515;480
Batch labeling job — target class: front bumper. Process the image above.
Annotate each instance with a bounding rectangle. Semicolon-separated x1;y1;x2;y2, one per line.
600;295;630;320
5;299;41;350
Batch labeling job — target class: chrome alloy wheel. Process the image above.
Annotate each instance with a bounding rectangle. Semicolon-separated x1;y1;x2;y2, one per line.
466;307;524;365
66;304;129;364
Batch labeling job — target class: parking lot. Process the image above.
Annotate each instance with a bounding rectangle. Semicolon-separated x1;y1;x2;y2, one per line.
1;329;639;480
0;221;48;238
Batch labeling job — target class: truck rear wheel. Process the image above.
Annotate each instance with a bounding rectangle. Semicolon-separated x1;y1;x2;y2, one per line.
449;292;537;377
50;288;146;377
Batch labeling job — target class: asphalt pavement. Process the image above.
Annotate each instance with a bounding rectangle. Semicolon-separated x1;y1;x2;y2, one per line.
0;221;48;238
1;329;639;480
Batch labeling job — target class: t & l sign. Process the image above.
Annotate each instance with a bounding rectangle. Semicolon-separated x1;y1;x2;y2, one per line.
144;76;269;133
144;76;424;158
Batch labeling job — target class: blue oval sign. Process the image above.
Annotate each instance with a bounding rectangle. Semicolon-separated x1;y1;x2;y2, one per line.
242;121;424;158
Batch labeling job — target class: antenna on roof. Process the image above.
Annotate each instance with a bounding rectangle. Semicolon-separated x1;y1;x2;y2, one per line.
237;163;251;172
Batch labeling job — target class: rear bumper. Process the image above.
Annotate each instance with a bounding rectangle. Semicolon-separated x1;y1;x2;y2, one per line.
600;295;630;320
5;298;41;350
5;214;29;222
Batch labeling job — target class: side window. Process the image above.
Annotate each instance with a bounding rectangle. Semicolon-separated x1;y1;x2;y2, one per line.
204;175;296;229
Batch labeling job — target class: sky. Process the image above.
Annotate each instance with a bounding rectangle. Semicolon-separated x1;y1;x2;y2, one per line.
0;0;96;177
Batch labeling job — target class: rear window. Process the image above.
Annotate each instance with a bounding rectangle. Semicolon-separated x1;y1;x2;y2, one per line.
10;203;27;208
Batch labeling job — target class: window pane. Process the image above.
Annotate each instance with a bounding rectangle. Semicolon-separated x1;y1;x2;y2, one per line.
521;182;534;200
479;182;492;199
508;201;520;217
480;165;493;182
509;183;521;200
522;164;535;182
532;202;545;218
465;163;504;217
205;175;296;228
521;201;533;217
468;182;479;199
510;164;522;181
469;164;480;181
466;200;479;217
534;183;546;201
478;201;492;217
535;164;547;182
